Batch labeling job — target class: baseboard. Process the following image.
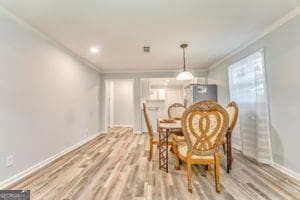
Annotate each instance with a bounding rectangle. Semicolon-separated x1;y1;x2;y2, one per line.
134;131;142;134
232;146;272;165
232;144;242;151
257;158;273;165
272;163;300;181
0;132;103;189
111;124;134;128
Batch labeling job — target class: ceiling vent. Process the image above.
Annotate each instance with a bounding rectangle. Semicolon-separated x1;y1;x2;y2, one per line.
143;46;150;53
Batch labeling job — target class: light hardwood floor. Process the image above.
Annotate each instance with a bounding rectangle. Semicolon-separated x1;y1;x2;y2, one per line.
8;127;300;200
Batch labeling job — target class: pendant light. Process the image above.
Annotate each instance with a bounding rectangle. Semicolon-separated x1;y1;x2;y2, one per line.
176;43;194;80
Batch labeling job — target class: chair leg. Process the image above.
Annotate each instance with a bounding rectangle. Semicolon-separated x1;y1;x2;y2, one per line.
214;153;221;193
172;138;180;170
174;155;180;170
222;143;226;154
208;164;213;173
148;139;153;161
187;159;192;192
227;134;232;173
205;164;212;172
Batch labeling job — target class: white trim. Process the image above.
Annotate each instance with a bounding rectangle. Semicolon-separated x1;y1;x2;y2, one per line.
273;163;300;181
208;6;300;70
0;6;101;73
111;124;134;128
232;144;242;151
257;158;273;165
101;68;208;74
0;132;104;189
134;131;142;134
104;80;114;131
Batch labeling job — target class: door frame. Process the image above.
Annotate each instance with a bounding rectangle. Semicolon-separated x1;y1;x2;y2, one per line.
104;80;114;131
104;79;135;130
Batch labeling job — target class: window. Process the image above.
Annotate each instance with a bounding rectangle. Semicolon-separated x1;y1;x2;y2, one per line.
228;50;272;163
228;51;266;104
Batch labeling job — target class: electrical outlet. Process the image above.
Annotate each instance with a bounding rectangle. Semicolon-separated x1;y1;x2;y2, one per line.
6;155;14;167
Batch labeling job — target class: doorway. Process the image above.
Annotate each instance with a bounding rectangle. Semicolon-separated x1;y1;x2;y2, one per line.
104;79;134;131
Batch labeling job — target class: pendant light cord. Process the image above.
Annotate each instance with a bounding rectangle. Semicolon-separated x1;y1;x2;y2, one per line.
183;47;186;71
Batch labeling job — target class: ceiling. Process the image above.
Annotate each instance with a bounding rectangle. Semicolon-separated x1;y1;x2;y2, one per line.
0;0;299;72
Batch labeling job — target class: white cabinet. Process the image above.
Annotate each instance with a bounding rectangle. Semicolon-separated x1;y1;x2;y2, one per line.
150;88;166;100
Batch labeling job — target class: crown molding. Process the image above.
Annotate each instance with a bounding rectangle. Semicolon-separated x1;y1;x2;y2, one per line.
208;6;300;71
101;68;208;74
0;6;102;73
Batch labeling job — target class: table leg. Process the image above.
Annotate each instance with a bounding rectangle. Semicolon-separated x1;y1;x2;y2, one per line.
166;129;169;173
158;128;169;172
159;128;161;170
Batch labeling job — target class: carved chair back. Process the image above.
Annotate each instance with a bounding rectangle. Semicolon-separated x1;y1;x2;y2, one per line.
226;101;239;133
168;103;186;120
182;100;229;156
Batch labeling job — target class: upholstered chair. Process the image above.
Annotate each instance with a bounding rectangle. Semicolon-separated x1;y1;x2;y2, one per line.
173;100;229;193
168;103;186;136
222;101;239;173
143;103;172;161
168;103;186;120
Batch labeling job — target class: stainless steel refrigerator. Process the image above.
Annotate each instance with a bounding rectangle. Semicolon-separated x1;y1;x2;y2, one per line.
184;84;217;106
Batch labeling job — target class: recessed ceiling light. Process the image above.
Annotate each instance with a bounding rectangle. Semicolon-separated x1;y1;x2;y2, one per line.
90;47;99;54
166;79;170;82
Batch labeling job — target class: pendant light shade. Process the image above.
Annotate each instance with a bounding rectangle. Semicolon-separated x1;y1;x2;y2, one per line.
176;43;194;81
176;71;194;80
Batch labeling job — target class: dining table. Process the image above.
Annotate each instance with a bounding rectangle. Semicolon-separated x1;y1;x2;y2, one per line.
157;119;182;173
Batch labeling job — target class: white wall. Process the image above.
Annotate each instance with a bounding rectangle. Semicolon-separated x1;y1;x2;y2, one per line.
207;66;229;107
112;79;134;126
0;8;101;183
208;15;300;174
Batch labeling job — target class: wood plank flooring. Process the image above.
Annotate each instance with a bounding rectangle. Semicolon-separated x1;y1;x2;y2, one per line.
8;127;300;200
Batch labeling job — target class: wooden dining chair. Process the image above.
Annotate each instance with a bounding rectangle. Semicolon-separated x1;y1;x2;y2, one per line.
168;103;186;120
168;103;186;136
172;100;229;193
143;103;172;161
222;101;239;173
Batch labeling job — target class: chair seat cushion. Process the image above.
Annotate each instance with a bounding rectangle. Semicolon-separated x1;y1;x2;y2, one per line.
177;142;214;160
